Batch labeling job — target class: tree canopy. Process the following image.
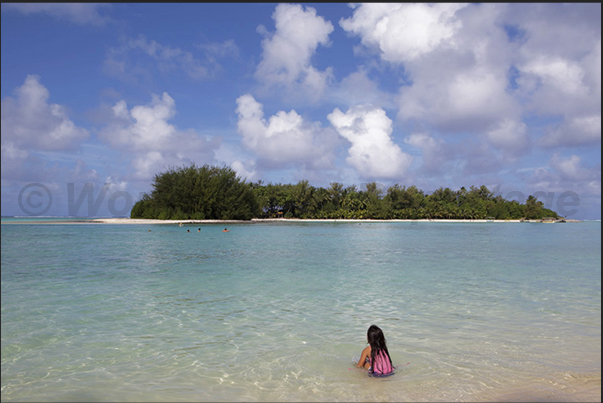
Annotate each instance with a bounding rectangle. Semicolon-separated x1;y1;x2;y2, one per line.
249;182;559;220
131;164;560;220
130;164;260;220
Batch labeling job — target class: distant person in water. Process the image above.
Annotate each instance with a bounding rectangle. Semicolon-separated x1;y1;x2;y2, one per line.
198;228;201;232
223;228;230;232
357;325;394;376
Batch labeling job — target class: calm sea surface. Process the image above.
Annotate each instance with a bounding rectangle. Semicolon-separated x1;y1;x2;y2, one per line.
1;220;600;402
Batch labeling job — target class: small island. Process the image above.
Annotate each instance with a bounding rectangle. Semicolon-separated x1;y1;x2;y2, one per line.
130;164;562;222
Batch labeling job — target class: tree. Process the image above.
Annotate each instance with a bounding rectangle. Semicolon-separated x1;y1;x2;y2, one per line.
130;164;259;220
293;180;314;218
525;195;544;219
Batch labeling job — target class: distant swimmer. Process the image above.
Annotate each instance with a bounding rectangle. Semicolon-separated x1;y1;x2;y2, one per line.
187;229;190;233
223;228;230;232
198;228;201;232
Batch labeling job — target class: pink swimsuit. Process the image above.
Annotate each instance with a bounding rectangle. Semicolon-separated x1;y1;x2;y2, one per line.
368;351;394;375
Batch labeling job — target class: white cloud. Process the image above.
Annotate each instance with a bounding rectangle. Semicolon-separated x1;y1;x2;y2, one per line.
98;93;219;180
255;3;334;101
327;105;413;179
235;94;337;169
131;151;164;181
516;48;600;128
340;3;468;63
539;115;601;148
398;65;516;133
1;75;89;153
341;2;600;156
2;3;111;25
231;160;258;182
101;93;176;151
342;4;518;134
520;56;588;97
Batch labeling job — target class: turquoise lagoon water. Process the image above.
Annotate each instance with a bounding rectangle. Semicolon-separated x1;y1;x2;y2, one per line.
1;220;600;401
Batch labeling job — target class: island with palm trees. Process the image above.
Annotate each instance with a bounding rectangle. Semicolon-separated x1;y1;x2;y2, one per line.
130;164;561;222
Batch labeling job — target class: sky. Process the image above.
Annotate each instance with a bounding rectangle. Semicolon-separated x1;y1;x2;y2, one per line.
1;3;601;219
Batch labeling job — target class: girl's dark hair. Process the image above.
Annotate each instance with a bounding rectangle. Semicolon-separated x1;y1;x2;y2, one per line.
367;325;393;371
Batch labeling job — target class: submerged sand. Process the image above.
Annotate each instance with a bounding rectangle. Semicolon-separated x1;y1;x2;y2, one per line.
91;217;582;225
2;217;582;224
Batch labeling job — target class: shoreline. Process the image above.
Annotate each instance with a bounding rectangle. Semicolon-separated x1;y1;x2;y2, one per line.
2;217;583;224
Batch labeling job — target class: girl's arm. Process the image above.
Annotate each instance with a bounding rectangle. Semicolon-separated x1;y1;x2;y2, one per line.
357;346;371;369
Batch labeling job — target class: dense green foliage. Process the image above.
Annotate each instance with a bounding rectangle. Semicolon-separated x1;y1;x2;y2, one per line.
130;164;260;220
251;182;559;220
131;164;560;220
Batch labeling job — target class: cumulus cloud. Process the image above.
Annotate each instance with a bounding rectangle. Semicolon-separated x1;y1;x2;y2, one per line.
102;93;177;151
1;75;89;154
255;3;334;101
340;3;468;63
515;46;600;125
2;3;111;25
517;55;594;117
398;65;518;134
98;93;219;180
342;4;519;134
235;94;337;169
539;115;601;148
521;56;588;97
327;105;413;179
104;34;236;82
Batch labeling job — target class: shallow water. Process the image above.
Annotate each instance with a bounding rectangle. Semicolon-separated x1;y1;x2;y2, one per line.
1;220;600;401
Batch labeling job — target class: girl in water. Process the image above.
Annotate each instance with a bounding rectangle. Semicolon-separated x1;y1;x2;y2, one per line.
357;325;395;376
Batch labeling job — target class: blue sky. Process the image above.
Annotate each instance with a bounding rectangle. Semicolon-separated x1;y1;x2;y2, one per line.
1;3;600;219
